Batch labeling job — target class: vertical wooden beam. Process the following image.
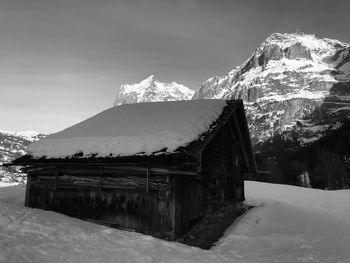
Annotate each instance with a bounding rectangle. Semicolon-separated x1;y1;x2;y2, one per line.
221;128;224;165
54;169;58;191
241;171;245;201
24;174;32;207
197;150;203;174
229;120;241;202
146;167;150;192
220;128;225;202
99;167;104;192
169;175;176;240
231;114;251;171
196;150;206;216
236;105;258;173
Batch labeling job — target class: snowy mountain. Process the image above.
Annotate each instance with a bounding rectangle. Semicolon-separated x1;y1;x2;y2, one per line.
0;130;46;184
193;32;350;145
114;75;194;106
0;130;45;145
0;130;46;164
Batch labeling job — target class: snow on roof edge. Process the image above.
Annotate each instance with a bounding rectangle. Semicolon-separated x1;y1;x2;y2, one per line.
27;100;229;159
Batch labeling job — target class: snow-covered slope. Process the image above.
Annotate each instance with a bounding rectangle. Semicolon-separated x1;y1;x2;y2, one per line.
1;181;350;262
194;32;350;144
215;182;350;263
114;75;194;106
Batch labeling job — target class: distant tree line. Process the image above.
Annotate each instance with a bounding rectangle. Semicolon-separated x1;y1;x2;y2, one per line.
254;120;350;190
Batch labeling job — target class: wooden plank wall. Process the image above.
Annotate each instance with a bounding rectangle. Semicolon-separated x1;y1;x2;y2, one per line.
202;123;245;211
173;175;205;236
26;170;174;236
171;121;246;237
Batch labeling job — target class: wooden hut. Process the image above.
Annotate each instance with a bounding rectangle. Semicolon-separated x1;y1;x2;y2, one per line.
7;100;257;239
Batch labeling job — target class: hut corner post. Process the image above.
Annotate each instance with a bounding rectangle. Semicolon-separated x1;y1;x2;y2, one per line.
146;166;150;193
169;174;176;240
24;173;33;207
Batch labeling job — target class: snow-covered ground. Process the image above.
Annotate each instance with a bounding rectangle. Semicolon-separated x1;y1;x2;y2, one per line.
0;182;19;187
215;182;350;263
1;181;350;263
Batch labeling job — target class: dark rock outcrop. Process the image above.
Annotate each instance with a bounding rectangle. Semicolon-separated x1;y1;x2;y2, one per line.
285;43;312;60
258;44;283;68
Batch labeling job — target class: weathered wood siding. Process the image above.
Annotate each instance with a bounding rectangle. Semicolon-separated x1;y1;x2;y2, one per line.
171;120;246;236
202;122;245;210
173;175;205;236
26;171;174;236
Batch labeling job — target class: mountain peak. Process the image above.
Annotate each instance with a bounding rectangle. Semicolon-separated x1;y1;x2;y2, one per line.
141;74;155;84
113;76;194;106
194;32;350;145
261;32;349;56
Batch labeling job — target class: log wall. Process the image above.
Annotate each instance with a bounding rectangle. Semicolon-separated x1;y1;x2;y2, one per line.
26;169;175;237
202;122;245;211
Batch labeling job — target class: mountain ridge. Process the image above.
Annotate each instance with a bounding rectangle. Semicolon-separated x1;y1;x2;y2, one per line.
193;32;350;145
0;131;47;184
114;75;194;106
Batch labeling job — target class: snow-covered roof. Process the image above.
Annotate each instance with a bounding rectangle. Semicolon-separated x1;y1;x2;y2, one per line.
27;100;228;159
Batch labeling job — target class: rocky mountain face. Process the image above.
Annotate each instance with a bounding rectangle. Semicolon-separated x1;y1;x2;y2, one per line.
0;130;46;163
0;131;46;184
193;32;350;146
114;75;194;106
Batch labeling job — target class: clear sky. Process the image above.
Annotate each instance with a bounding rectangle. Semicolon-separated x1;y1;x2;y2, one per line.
1;0;349;133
